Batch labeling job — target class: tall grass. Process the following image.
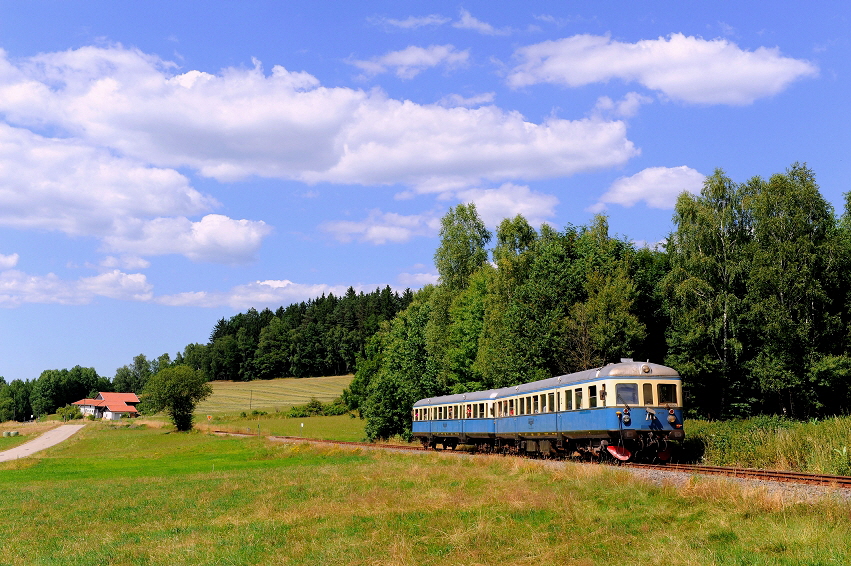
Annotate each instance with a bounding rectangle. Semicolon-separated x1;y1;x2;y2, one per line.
1;423;851;564
685;415;851;474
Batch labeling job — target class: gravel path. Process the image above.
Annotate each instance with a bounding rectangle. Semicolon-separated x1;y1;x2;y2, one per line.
0;424;85;462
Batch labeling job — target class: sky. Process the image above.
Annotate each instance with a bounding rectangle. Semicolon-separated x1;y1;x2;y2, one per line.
0;1;848;382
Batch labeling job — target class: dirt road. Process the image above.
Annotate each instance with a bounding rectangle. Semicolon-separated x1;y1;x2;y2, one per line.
0;424;85;462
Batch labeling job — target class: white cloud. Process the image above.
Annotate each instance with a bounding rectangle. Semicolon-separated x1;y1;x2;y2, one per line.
322;209;441;244
591;166;705;212
438;92;495;107
157;279;385;309
453;9;511;36
593;92;652;118
0;122;269;263
508;33;818;105
456;183;559;227
0;253;19;269
0;268;152;307
351;45;469;79
373;15;450;29
103;214;272;264
398;272;439;287
0;45;638;192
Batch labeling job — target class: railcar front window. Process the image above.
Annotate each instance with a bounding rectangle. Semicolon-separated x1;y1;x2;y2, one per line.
658;384;677;405
616;383;639;405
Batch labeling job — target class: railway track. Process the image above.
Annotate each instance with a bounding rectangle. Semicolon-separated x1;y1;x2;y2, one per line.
625;462;851;488
213;431;851;488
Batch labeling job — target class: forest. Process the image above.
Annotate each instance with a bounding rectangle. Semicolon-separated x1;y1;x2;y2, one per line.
3;163;851;435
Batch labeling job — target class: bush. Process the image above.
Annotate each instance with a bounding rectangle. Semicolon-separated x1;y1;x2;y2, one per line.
56;405;83;421
286;397;350;418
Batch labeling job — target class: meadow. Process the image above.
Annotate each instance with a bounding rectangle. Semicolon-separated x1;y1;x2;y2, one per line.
194;375;354;415
2;422;851;564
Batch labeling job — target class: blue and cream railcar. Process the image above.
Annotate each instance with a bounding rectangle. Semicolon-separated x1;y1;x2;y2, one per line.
412;360;685;462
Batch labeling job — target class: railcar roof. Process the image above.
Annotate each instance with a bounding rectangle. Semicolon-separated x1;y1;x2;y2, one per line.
413;361;679;407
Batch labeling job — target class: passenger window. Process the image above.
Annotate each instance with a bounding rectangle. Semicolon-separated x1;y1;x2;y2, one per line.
548;393;555;412
509;400;514;415
658;384;677;405
616;383;639;405
533;396;539;414
574;389;583;409
566;391;572;410
589;385;598;408
643;383;654;405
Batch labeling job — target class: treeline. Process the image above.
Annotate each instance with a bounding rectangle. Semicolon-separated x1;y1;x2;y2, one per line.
345;164;851;440
0;366;112;421
187;286;414;382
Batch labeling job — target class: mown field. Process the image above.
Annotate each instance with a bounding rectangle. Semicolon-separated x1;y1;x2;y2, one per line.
194;375;353;415
1;422;851;564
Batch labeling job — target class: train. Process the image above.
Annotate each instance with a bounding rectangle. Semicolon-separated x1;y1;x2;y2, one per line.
412;359;684;462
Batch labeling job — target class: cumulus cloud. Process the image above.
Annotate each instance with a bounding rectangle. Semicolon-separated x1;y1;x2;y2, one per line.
456;183;559;227
508;33;818;105
322;210;441;244
156;279;385;309
453;9;511;36
591;166;705;212
351;45;469;79
398;271;439;287
0;268;152;307
0;46;638;193
0;253;19;269
0;122;269;263
103;214;272;264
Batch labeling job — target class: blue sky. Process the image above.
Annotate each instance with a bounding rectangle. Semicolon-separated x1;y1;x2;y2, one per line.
0;1;847;382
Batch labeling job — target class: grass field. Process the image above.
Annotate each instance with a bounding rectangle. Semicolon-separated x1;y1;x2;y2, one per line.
2;423;851;564
194;375;353;415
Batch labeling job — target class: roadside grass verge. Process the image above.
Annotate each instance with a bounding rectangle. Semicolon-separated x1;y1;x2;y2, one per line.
685;415;851;474
1;424;851;564
194;375;353;415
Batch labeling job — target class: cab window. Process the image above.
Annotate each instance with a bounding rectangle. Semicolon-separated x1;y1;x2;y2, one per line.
658;384;677;405
616;383;639;405
643;383;654;405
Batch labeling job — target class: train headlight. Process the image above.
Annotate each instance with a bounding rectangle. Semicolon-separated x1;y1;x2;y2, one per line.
667;408;676;423
622;414;631;426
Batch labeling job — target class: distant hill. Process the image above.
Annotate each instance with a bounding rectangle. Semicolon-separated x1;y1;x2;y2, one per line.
194;375;353;414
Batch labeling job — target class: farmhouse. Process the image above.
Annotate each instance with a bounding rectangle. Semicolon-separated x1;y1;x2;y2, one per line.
73;392;140;420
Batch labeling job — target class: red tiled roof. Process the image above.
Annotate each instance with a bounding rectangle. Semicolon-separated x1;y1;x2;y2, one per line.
105;403;138;414
97;392;140;404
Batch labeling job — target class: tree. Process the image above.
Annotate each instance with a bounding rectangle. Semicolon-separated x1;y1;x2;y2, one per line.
142;366;212;431
434;203;491;291
663;169;754;418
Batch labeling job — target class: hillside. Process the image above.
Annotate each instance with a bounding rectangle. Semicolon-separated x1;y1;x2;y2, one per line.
194;375;353;415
